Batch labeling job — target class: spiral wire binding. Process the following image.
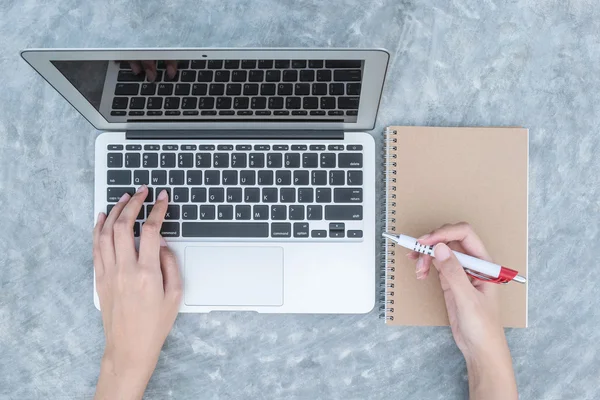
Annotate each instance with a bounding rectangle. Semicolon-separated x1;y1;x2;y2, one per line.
380;128;398;321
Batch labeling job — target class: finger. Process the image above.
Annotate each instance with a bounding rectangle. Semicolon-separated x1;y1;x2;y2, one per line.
418;222;491;261
129;61;143;75
166;60;177;79
100;192;132;268
93;212;107;277
138;190;169;267
431;243;475;302
419;254;433;278
113;185;148;265
141;60;157;82
159;239;183;304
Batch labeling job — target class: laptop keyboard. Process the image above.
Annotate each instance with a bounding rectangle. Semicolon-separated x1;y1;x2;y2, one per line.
110;59;362;122
105;143;364;239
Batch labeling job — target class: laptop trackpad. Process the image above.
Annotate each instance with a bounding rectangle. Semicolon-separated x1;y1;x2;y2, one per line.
184;246;284;306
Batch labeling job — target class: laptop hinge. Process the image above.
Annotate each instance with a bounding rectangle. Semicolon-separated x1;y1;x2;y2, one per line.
125;130;344;140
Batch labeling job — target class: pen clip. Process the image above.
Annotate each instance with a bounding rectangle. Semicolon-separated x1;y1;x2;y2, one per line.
464;268;510;285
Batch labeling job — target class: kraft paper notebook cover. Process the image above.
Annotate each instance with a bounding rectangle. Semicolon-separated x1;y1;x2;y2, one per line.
382;126;528;328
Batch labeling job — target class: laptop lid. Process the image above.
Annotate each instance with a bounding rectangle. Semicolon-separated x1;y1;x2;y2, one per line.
21;48;389;132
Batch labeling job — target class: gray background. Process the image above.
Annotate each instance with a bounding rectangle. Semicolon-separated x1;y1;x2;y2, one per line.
1;0;599;399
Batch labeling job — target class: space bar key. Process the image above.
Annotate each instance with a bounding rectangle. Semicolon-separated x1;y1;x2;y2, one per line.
182;222;269;238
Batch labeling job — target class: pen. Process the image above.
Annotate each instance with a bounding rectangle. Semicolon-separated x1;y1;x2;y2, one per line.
382;233;527;284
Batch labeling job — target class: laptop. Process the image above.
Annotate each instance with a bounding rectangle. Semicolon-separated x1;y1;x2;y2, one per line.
22;48;390;313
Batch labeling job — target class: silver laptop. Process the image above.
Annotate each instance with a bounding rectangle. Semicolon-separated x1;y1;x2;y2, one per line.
22;48;389;313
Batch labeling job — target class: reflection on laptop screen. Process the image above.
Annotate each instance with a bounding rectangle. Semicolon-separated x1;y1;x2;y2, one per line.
51;59;363;123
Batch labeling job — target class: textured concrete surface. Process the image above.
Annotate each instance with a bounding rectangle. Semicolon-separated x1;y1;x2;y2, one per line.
1;0;600;399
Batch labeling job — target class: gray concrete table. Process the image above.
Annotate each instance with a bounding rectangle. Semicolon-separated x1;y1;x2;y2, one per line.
1;1;599;399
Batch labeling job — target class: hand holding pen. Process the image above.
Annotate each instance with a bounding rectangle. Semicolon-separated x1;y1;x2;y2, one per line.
397;223;518;400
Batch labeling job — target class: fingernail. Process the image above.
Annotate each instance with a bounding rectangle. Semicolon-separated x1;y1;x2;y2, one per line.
418;234;430;240
416;256;423;272
97;212;105;222
146;70;156;82
167;65;176;78
118;193;131;203
157;190;168;201
137;185;147;193
160;237;167;247
434;243;451;261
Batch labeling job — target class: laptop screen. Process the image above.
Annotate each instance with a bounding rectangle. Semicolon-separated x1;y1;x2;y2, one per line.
51;59;363;124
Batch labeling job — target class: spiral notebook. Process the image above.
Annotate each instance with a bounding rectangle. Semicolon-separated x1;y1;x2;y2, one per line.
382;126;528;328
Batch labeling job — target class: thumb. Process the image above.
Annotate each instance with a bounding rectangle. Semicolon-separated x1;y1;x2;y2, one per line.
432;243;475;301
159;238;183;302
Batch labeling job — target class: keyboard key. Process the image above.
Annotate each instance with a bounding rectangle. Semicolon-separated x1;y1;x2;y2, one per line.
251;97;267;109
183;222;268;237
173;188;189;203
161;153;176;168
217;145;234;151
298;188;313;203
146;97;162;110
347;170;363;186
243;84;259;95
334;188;362;203
330;230;344;238
249;70;264;82
334;69;361;81
329;83;344;95
299;70;314;82
181;97;197;109
209;187;224;202
256;60;272;69
283;70;297;82
328;110;343;116
115;83;139;95
213;153;229;168
165;97;180;109
182;205;197;220
169;170;185;185
199;145;216;151
316;70;332;81
134;170;149;185
249;153;265;168
295;83;310;95
339;153;363;168
347;83;361;95
316;188;332;203
218;205;233;220
155;187;171;202
200;205;215;220
197;70;213;82
240;170;256;185
238;111;253;116
279;188;295;202
329;171;345;185
274;60;290;68
303;97;319;109
140;83;157;95
320;97;336;109
107;170;131;185
265;70;280;82
215;70;230;82
209;84;225;96
224;60;240;69
165;111;181;116
328;145;344;151
129;97;145;109
143;153;158;168
291;60;306;68
271;205;287;220
271;223;291;238
107;153;123;167
232;70;247;82
112;97;128;110
191;187;206;202
309;110;326;116
285;153;300;168
262;188;277;203
311;229;326;238
158;83;173;95
338;96;360;109
307;205;323;220
226;187;242;202
256;110;271;116
177;153;194;168
175;83;190;96
231;153;247;168
285;97;301;109
177;60;189;69
311;171;327;185
326;60;362;68
261;84;276;96
128;111;144;116
241;60;256;69
207;60;223;69
163;205;179;220
191;60;206;69
320;153;336;168
293;222;309;238
117;70;144;82
289;206;305;221
325;205;362;220
198;97;215;109
196;153;211;168
205;170;220;185
253;205;268;219
245;188;260;202
346;110;358;116
267;153;282;168
254;144;270;151
160;222;180;238
348;230;363;238
293;170;309;185
222;170;238;185
106;144;123;151
235;205;252;220
291;110;307;116
233;97;249;109
268;97;284;109
258;170;273;185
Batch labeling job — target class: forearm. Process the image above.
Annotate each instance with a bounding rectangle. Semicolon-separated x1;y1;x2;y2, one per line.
94;353;155;400
466;346;518;400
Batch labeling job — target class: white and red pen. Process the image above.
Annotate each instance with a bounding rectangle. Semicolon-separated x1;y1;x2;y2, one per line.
382;233;527;284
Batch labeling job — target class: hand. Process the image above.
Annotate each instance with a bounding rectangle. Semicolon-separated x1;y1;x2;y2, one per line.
93;186;182;400
127;60;178;82
408;222;517;400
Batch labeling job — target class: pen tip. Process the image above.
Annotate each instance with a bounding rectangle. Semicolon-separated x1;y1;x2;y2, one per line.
382;232;395;240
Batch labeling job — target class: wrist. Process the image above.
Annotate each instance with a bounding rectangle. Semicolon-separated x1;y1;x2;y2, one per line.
95;351;158;400
465;346;517;400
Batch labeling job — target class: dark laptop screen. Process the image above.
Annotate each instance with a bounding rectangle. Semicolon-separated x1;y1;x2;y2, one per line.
51;59;363;123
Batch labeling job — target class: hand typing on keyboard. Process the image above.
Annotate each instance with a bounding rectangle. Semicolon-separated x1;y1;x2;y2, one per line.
93;185;181;399
125;60;178;82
